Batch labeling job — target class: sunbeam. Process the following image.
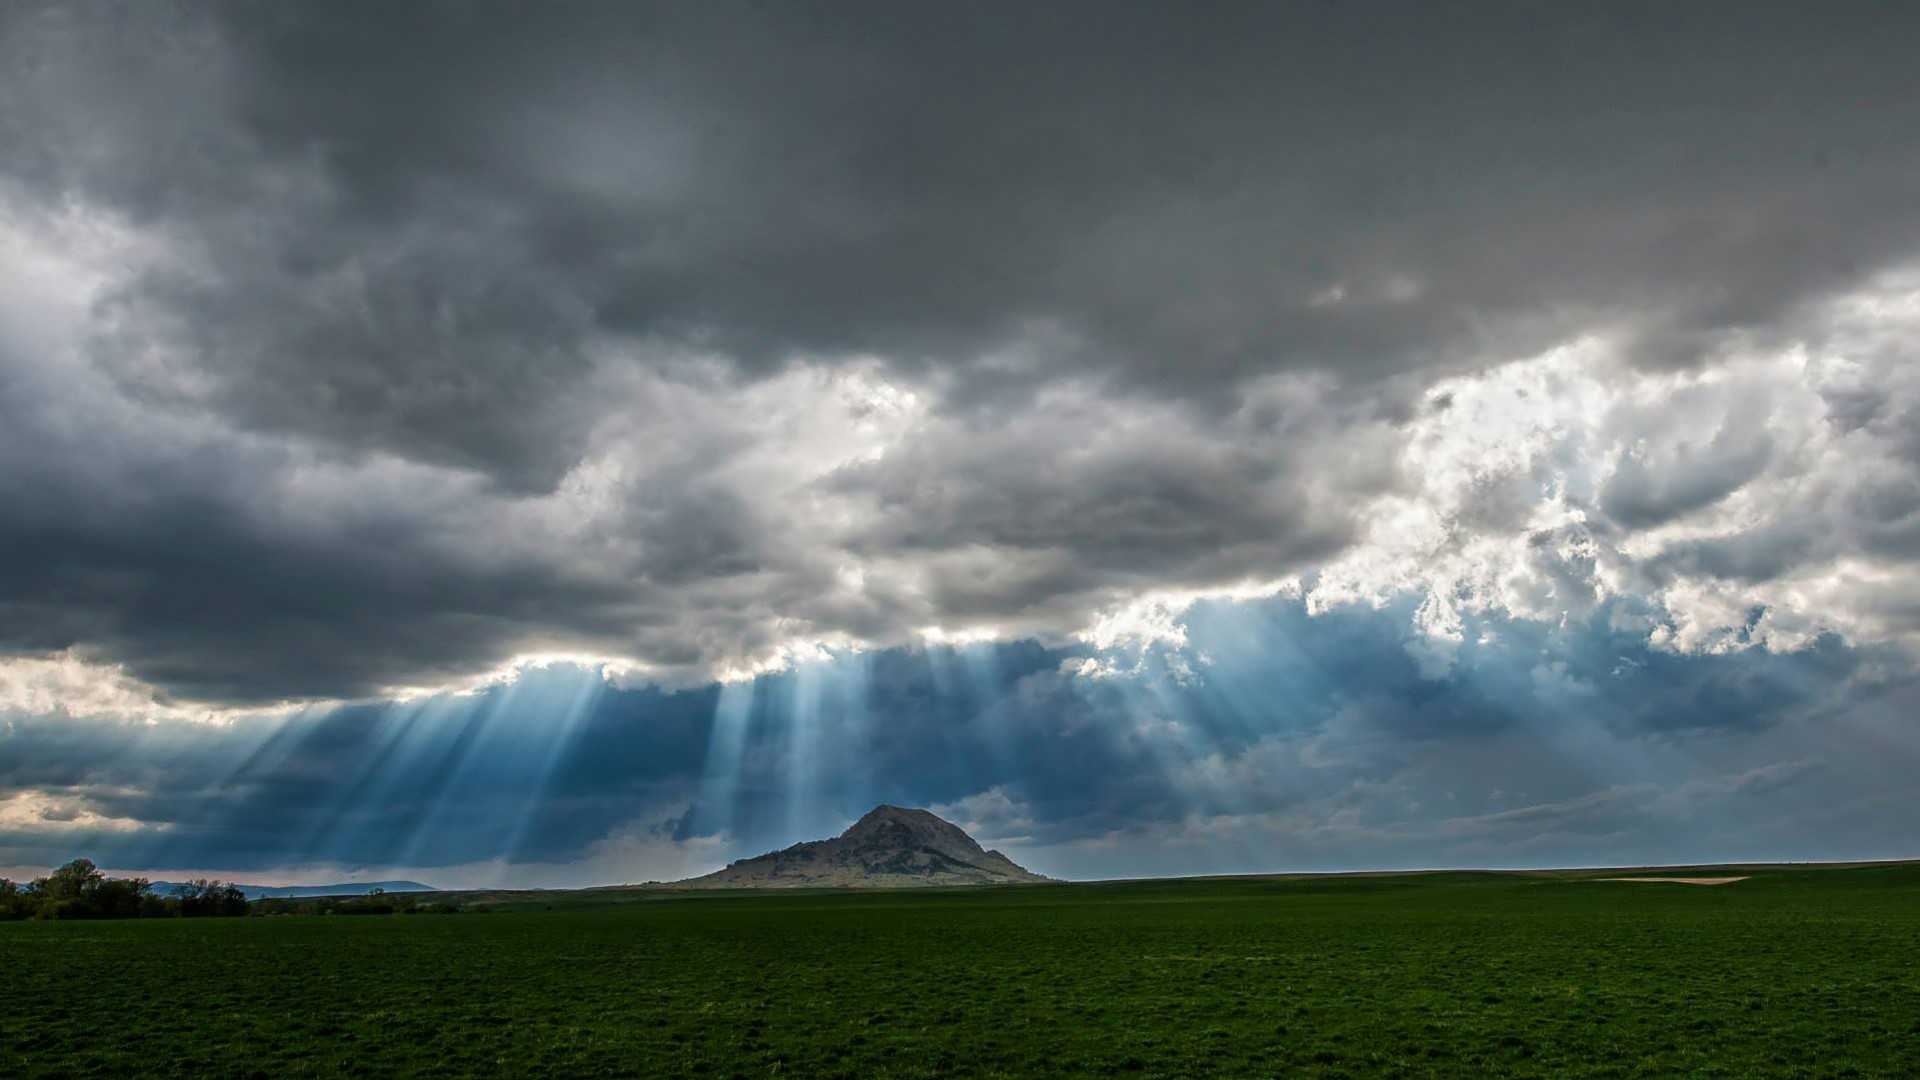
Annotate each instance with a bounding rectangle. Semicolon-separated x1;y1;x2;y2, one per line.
388;676;539;870
779;657;827;845
689;677;757;844
497;667;610;875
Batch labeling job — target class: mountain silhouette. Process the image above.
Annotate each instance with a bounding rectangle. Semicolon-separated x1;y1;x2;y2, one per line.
674;805;1052;889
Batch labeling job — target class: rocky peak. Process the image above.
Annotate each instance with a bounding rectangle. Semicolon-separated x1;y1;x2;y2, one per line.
672;804;1051;889
841;805;983;857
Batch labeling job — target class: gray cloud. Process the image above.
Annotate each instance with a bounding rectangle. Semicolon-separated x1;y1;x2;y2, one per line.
13;4;1920;475
6;1;1920;708
1600;420;1774;529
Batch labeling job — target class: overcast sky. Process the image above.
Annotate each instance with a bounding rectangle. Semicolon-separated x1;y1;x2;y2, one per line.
5;2;1919;885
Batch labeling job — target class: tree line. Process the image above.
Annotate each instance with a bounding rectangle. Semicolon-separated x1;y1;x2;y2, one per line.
1;859;248;920
1;859;465;920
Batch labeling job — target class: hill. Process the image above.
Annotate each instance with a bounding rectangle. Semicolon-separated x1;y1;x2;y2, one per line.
673;805;1052;888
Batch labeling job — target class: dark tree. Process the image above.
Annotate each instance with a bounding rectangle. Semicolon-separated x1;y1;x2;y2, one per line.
177;879;249;917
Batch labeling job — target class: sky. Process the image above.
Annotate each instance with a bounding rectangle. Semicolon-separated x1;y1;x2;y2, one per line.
4;2;1920;887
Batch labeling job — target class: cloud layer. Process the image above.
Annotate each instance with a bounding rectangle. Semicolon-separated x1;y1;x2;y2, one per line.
4;4;1920;878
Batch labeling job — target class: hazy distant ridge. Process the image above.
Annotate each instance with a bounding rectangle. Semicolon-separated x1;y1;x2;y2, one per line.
149;879;436;900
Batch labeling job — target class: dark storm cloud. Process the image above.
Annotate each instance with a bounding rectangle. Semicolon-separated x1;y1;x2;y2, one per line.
0;343;630;702
225;1;1920;388
11;2;1920;479
7;1;1920;708
5;597;1912;878
0;281;1384;702
0;489;603;704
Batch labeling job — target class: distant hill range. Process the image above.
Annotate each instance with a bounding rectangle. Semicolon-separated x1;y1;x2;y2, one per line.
149;879;436;900
673;805;1053;889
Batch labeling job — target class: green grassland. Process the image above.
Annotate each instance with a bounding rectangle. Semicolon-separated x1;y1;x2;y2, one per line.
4;864;1918;1078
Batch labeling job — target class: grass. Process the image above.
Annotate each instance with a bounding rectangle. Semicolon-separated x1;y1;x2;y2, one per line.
4;864;1918;1077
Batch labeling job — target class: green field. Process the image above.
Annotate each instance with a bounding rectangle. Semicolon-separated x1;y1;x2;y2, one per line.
4;865;1918;1078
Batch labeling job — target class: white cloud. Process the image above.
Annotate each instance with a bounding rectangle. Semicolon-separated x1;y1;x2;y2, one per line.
0;788;157;836
0;651;270;724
